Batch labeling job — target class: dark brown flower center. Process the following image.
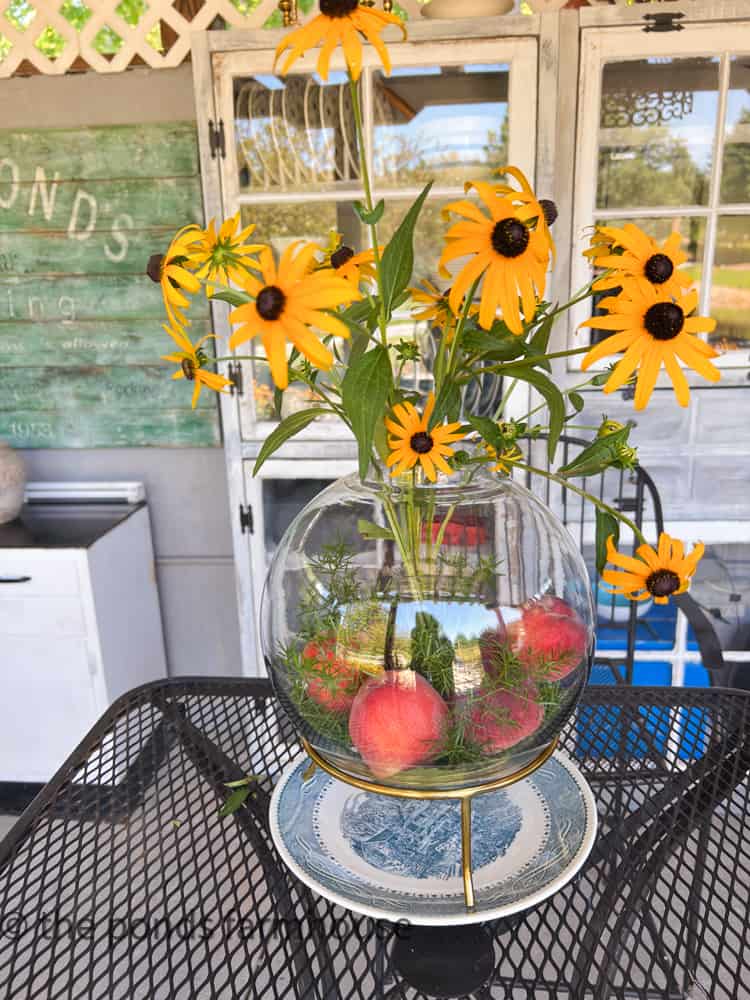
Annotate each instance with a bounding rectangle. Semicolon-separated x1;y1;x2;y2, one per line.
644;301;684;341
181;358;196;380
146;253;164;283
644;253;674;285
646;569;681;598
320;0;358;17
410;432;434;455
491;218;529;259
330;245;355;269
538;199;558;227
256;285;286;321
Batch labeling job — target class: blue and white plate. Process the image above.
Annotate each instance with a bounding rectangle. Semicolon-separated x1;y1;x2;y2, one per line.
269;751;597;926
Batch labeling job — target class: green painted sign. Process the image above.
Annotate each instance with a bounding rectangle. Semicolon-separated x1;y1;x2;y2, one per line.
0;121;218;448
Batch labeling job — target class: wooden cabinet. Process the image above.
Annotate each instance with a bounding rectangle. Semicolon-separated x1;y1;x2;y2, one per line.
0;497;167;782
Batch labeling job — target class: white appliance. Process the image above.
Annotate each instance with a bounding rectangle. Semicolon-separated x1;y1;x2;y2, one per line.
0;482;167;782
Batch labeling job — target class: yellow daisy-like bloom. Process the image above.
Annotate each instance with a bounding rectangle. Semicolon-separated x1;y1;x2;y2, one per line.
320;242;378;285
580;281;718;410
274;0;406;83
485;442;523;475
588;223;691;298
439;175;554;335
385;392;465;482
147;225;202;329
409;279;456;338
228;242;361;390
185;213;263;296
602;533;704;606
162;325;233;409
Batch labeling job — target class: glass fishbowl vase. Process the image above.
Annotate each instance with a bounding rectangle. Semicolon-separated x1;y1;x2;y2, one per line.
261;465;595;792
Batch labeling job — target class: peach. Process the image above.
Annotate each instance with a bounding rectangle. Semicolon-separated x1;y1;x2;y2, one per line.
349;671;449;779
302;639;360;712
459;687;544;752
508;603;588;680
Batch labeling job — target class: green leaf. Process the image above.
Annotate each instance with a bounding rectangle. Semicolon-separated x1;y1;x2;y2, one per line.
528;313;554;359
558;426;631;479
466;414;504;451
253;408;328;475
341;346;393;480
429;380;462;429
273;386;284;420
357;518;394;540
568;391;585;415
379;181;433;320
462;325;526;362
354;199;385;225
219;786;251;818
595;509;620;574
211;288;253;308
511;368;565;462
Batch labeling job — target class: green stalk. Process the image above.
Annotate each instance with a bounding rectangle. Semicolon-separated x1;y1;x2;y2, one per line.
349;77;388;348
512;459;647;544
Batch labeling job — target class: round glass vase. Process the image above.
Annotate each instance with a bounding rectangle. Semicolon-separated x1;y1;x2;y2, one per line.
261;464;595;793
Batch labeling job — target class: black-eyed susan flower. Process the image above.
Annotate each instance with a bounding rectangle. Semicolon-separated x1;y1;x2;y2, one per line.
485;442;523;475
185;213;263;295
409;279;456;339
228;242;361;390
385;392;465;482
162;326;233;408
274;0;406;83
602;533;704;605
588;223;691;298
439;177;554;334
320;239;378;285
580;281;719;410
147;225;202;328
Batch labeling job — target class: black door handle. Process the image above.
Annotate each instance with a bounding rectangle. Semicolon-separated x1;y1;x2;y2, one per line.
0;576;31;584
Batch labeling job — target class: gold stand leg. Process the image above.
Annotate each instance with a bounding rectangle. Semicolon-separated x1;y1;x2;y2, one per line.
461;796;475;910
301;737;558;914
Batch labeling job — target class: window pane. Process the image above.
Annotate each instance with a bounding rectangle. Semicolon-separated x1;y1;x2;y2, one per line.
378;195;468;286
597;57;718;210
241;201;352;254
234;72;362;194
585;216;706;346
721;57;750;204
710;216;750;352
372;64;509;188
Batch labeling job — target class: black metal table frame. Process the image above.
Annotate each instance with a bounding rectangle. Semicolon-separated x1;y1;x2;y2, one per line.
1;677;749;1000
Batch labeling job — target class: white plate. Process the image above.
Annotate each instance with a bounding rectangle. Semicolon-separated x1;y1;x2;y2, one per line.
269;750;597;926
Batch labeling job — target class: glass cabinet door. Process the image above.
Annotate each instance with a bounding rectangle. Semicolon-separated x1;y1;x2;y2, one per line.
571;25;750;379
213;36;538;441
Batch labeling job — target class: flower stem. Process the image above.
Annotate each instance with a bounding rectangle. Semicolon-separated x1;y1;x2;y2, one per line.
512;460;647;545
349;77;388;348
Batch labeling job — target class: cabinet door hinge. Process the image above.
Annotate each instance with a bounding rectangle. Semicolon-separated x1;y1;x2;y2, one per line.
239;504;254;534
227;360;244;396
209;119;226;159
643;11;684;32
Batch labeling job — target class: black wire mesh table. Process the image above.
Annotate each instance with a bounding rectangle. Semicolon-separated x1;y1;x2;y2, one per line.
1;678;748;1000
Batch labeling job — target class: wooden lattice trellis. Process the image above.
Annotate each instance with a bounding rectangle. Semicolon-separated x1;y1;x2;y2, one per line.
0;0;427;78
0;0;284;77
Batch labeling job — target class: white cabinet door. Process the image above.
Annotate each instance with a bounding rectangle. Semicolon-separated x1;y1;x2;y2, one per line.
0;636;99;781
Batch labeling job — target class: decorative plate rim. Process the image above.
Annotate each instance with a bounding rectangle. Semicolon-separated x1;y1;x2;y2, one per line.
269;750;598;927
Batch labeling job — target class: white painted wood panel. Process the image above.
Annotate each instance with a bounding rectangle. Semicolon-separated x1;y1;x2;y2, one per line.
0;596;86;636
0;636;98;782
0;554;81;596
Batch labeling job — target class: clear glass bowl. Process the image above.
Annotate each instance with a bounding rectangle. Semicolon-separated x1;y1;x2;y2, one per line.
261;466;595;791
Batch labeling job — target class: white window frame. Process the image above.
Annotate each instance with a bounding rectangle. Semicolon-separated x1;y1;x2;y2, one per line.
569;21;750;385
212;31;540;444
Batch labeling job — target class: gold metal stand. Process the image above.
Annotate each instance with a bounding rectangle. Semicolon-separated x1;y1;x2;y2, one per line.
300;736;558;910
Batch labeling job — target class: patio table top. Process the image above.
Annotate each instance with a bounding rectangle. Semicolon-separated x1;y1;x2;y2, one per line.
0;677;748;1000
